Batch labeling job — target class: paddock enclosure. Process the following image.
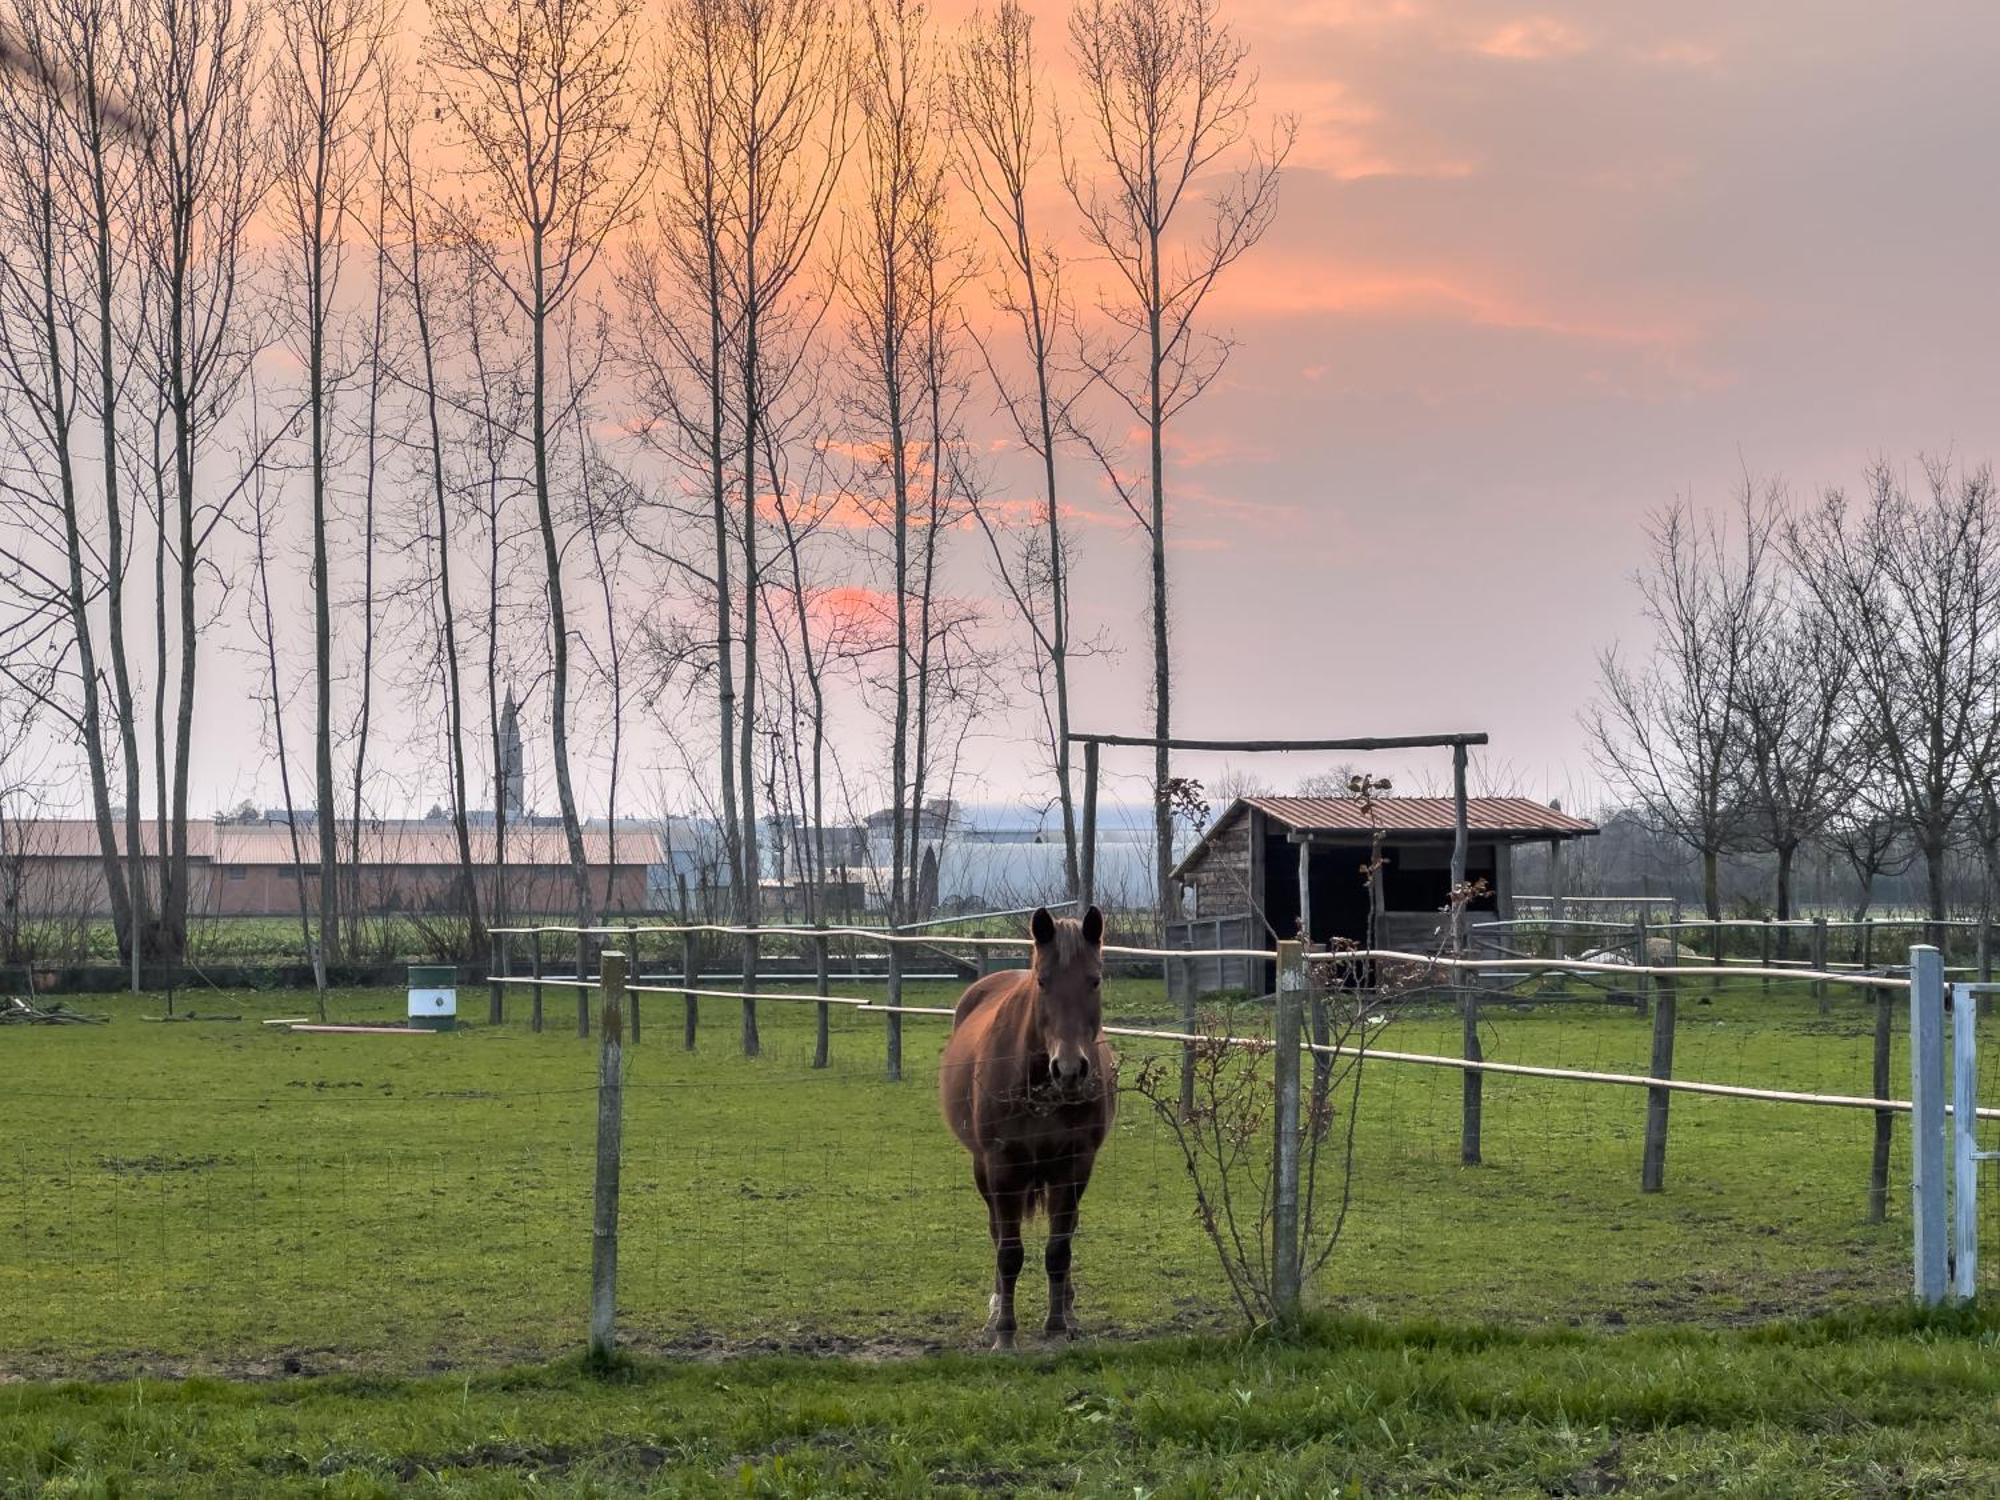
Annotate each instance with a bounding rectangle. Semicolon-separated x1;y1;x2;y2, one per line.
4;920;1998;1378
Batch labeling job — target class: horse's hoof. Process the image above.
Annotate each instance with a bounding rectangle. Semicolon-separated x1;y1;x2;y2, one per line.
990;1329;1017;1352
1042;1320;1077;1341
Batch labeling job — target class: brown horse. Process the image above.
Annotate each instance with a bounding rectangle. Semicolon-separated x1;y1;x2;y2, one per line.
940;905;1117;1349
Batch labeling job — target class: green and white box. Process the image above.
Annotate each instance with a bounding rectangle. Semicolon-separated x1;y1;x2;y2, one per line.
407;964;458;1030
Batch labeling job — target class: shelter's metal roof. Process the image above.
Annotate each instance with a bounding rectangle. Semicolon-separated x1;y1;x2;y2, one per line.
1240;795;1597;839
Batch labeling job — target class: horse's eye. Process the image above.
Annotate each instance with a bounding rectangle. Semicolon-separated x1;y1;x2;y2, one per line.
1088;975;1101;989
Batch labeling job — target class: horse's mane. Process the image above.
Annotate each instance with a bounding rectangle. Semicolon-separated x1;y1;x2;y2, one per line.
1040;916;1093;969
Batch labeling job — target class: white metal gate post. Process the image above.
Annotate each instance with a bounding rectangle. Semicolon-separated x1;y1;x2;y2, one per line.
1952;982;2000;1302
1910;946;1948;1305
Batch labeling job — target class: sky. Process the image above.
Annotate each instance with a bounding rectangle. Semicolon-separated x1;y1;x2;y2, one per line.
161;0;2000;823
1029;0;2000;810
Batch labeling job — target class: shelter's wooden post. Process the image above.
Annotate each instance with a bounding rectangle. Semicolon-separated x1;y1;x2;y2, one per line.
627;923;641;1043
488;931;503;1025
1546;838;1565;959
1813;917;1830;1015
1759;920;1772;998
1909;945;1947;1304
1452;745;1479;1166
575;928;590;1038
681;930;698;1050
1272;940;1305;1325
1869;976;1893;1223
1079;739;1099;912
1862;918;1875;973
813;930;830;1069
740;930;760;1058
588;949;626;1368
885;939;903;1082
1641;935;1678;1192
530;930;545;1034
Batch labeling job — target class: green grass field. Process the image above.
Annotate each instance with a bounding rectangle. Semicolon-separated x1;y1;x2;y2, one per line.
6;971;2000;1494
6;971;1987;1378
6;1308;2000;1496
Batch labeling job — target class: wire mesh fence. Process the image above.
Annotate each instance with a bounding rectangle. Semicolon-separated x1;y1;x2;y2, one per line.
5;927;1995;1379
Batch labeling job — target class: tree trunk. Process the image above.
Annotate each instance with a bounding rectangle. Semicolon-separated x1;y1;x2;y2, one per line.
527;239;593;929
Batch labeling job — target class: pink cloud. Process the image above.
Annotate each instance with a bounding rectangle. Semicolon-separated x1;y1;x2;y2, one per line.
1477;16;1591;61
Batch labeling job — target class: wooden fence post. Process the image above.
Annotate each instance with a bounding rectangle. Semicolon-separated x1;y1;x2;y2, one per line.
1635;910;1652;1023
575;928;590;1039
681;930;698;1050
1862;918;1874;973
488;930;503;1025
626;923;641;1043
813;929;830;1069
1640;935;1677;1193
1271;940;1305;1325
740;930;760;1057
1079;739;1099;912
886;939;904;1082
1178;932;1196;1118
1813;918;1830;1015
587;949;627;1368
530;930;545;1034
1909;945;1947;1305
1759;920;1771;998
1869;975;1893;1223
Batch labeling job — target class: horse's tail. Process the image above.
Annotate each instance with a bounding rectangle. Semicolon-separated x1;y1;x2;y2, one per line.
1019;1182;1045;1222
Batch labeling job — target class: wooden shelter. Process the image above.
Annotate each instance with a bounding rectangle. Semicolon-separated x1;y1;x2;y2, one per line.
1165;795;1598;998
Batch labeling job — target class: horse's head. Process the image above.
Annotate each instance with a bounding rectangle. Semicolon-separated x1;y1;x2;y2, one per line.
1029;904;1104;1088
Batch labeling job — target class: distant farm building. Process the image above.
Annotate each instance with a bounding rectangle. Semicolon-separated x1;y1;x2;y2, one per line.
1167;795;1599;997
1;818;650;920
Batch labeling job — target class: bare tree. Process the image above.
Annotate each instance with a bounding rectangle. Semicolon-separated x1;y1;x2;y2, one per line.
241;401;326;1016
1789;457;2000;937
379;86;483;944
1065;0;1292;926
134;0;268;959
273;0;386;967
429;0;653;926
1589;494;1768;920
0;0;151;979
950;0;1082;896
1732;499;1855;943
0;8;135;970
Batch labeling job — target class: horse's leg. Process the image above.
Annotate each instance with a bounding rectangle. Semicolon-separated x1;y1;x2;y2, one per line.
973;1155;1001;1331
1043;1172;1085;1338
989;1172;1027;1352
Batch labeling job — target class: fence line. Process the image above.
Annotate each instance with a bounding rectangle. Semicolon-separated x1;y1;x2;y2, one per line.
489;922;1914;990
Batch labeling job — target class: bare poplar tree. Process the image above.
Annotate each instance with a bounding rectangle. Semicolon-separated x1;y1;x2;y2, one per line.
429;0;653;926
241;405;327;1016
379;87;483;943
1589;495;1767;920
845;0;950;931
134;0;267;959
273;0;386;966
1789;457;2000;936
951;0;1082;896
0;0;151;978
1065;0;1291;924
0;7;135;964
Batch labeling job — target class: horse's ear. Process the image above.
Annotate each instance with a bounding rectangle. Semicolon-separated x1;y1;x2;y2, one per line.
1030;906;1057;946
1081;905;1104;946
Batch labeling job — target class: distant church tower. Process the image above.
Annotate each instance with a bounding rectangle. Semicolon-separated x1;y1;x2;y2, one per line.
498;689;525;818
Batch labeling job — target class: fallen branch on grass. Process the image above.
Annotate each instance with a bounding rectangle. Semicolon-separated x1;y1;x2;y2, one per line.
1;996;109;1025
